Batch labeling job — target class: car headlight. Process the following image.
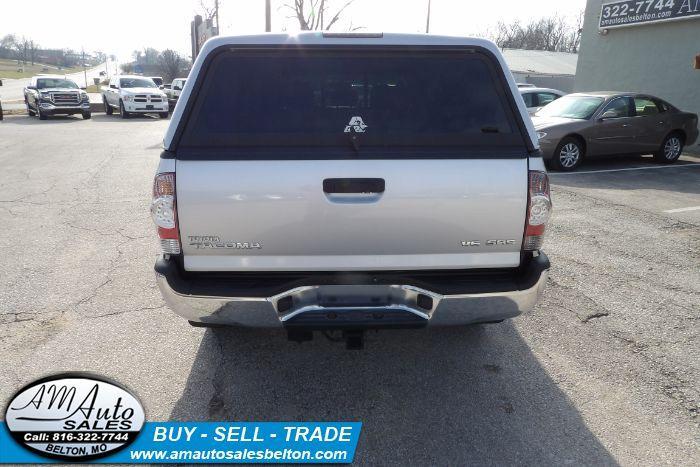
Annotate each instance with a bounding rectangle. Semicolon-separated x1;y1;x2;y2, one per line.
122;94;134;102
537;131;547;140
40;92;51;100
81;92;89;101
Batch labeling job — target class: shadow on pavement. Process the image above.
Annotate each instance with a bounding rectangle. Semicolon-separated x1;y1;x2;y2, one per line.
550;155;700;196
89;113;167;122
0;114;85;124
170;323;616;465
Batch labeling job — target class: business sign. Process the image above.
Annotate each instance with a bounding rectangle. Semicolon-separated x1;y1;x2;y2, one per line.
599;0;700;29
2;373;361;464
4;373;145;461
190;15;218;60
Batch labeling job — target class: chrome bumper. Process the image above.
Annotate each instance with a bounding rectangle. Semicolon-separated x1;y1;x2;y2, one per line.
155;254;549;328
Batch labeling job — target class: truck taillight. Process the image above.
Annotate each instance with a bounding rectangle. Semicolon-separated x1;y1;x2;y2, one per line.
151;172;180;254
523;171;552;251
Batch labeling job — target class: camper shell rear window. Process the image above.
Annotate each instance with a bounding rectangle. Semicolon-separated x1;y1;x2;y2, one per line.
174;46;532;159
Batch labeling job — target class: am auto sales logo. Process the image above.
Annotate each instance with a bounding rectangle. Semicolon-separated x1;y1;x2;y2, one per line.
4;373;145;461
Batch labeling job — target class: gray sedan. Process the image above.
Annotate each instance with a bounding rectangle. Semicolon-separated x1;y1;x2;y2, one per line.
532;92;699;171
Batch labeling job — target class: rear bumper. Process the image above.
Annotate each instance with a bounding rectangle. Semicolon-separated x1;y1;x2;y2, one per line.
155;253;549;328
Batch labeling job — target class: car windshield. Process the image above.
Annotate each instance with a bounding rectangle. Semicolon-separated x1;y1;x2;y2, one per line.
535;95;604;119
36;79;78;89
120;78;157;88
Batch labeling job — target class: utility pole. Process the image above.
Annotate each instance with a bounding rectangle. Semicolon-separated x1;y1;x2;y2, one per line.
265;0;271;32
81;48;87;88
215;0;220;30
425;0;431;34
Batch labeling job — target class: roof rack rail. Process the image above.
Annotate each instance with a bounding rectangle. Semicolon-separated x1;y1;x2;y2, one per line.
321;32;383;38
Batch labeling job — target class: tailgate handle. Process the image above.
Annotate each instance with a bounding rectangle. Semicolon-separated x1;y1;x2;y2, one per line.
323;178;385;194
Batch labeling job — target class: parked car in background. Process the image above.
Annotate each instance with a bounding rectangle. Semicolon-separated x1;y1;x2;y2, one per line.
149;76;164;87
24;75;91;120
164;78;186;102
520;87;565;115
533;92;699;171
517;83;536;88
102;75;169;119
153;33;551;348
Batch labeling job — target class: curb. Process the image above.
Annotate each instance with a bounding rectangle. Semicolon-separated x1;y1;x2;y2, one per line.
3;102;105;115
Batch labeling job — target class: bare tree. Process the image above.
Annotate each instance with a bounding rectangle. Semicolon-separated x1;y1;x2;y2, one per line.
284;0;356;30
133;47;160;66
564;10;585;53
157;49;187;82
13;36;30;64
1;34;16;51
94;51;107;64
28;40;39;65
199;0;217;22
493;12;583;53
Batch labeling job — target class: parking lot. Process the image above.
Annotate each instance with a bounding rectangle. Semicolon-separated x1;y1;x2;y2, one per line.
0;115;698;465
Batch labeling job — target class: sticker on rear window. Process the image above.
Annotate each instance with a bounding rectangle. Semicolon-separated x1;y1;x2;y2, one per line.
344;116;367;133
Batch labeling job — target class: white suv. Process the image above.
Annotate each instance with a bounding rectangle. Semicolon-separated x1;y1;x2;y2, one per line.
102;75;169;119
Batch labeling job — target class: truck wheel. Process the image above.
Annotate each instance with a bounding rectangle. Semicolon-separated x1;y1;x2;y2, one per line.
38;106;47;120
550;137;583;171
159;112;169;119
104;97;113;115
119;100;129;119
82;112;91;120
653;132;683;164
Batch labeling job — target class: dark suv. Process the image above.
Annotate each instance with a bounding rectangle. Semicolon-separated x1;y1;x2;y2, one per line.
24;75;91;120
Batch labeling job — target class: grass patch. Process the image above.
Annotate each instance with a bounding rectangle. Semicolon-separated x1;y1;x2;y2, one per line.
0;59;83;79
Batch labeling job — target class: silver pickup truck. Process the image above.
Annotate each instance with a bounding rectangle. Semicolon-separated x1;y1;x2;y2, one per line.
152;33;552;347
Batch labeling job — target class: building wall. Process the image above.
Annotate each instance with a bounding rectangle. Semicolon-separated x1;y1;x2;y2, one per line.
576;0;700;152
511;72;575;92
523;75;575;93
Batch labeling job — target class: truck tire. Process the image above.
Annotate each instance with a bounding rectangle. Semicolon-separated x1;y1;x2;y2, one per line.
119;100;129;119
159;112;169;119
38;106;47;120
26;100;36;117
653;132;683;164
104;97;113;115
82;112;91;120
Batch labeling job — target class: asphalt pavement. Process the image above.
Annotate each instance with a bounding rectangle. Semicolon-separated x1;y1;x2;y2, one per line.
0;115;698;465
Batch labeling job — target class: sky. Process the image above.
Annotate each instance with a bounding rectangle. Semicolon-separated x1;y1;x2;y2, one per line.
0;0;586;62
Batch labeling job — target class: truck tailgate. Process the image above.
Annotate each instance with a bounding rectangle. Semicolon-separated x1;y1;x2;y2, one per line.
177;158;527;271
